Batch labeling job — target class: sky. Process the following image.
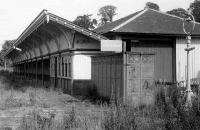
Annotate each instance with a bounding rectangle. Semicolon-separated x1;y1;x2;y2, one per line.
0;0;195;50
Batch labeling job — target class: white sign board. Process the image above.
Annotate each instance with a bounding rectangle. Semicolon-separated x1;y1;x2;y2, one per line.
101;40;122;52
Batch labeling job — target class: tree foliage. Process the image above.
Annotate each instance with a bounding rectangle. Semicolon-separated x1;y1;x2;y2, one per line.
98;5;117;26
166;8;188;18
145;2;160;11
0;52;4;66
189;0;200;22
73;14;97;30
0;40;14;67
1;40;14;52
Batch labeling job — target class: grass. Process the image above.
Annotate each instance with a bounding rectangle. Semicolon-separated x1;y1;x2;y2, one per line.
0;71;108;129
2;70;200;129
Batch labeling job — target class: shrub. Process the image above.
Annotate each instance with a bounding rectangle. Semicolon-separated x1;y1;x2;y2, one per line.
154;83;200;130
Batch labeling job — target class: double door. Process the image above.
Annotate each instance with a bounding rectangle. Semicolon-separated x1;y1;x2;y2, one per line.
126;53;155;105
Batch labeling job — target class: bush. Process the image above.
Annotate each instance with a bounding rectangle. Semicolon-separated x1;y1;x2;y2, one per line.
154;83;200;130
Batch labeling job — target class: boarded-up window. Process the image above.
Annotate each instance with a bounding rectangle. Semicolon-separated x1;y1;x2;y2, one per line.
50;57;55;77
65;56;68;77
63;55;72;78
57;56;60;76
62;57;64;76
65;61;68;77
69;62;71;77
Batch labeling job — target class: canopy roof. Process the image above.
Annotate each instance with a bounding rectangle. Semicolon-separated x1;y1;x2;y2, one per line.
94;8;200;36
5;9;108;57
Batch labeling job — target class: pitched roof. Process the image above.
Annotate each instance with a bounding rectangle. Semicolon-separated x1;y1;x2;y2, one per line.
94;8;200;36
5;9;108;56
94;10;143;34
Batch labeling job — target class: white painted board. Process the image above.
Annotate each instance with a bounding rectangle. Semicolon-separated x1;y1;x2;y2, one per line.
101;40;122;52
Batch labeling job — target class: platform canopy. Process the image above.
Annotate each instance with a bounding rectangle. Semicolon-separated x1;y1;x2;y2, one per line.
4;9;108;62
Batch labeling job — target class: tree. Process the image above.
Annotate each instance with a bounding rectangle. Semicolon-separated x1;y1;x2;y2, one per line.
166;8;188;18
189;0;200;22
1;40;14;53
73;14;97;30
145;2;160;11
0;40;14;67
98;5;117;26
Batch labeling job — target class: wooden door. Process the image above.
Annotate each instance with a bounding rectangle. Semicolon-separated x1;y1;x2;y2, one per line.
126;53;155;106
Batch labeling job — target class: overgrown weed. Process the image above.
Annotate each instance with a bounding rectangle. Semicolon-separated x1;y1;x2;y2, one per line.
3;71;200;129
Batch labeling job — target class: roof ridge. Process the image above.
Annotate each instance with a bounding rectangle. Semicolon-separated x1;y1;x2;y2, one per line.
148;8;200;25
111;9;147;31
148;8;184;20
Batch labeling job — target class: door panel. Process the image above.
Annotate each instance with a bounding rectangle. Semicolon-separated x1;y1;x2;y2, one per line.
126;53;155;106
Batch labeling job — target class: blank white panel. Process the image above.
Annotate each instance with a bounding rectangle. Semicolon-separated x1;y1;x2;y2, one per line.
73;55;91;80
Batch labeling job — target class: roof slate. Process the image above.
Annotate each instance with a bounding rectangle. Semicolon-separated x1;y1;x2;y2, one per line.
94;9;200;36
93;10;143;34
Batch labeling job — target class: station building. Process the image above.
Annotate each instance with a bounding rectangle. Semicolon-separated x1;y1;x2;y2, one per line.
5;8;200;105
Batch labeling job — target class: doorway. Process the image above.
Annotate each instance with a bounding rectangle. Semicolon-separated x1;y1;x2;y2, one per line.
126;53;155;105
